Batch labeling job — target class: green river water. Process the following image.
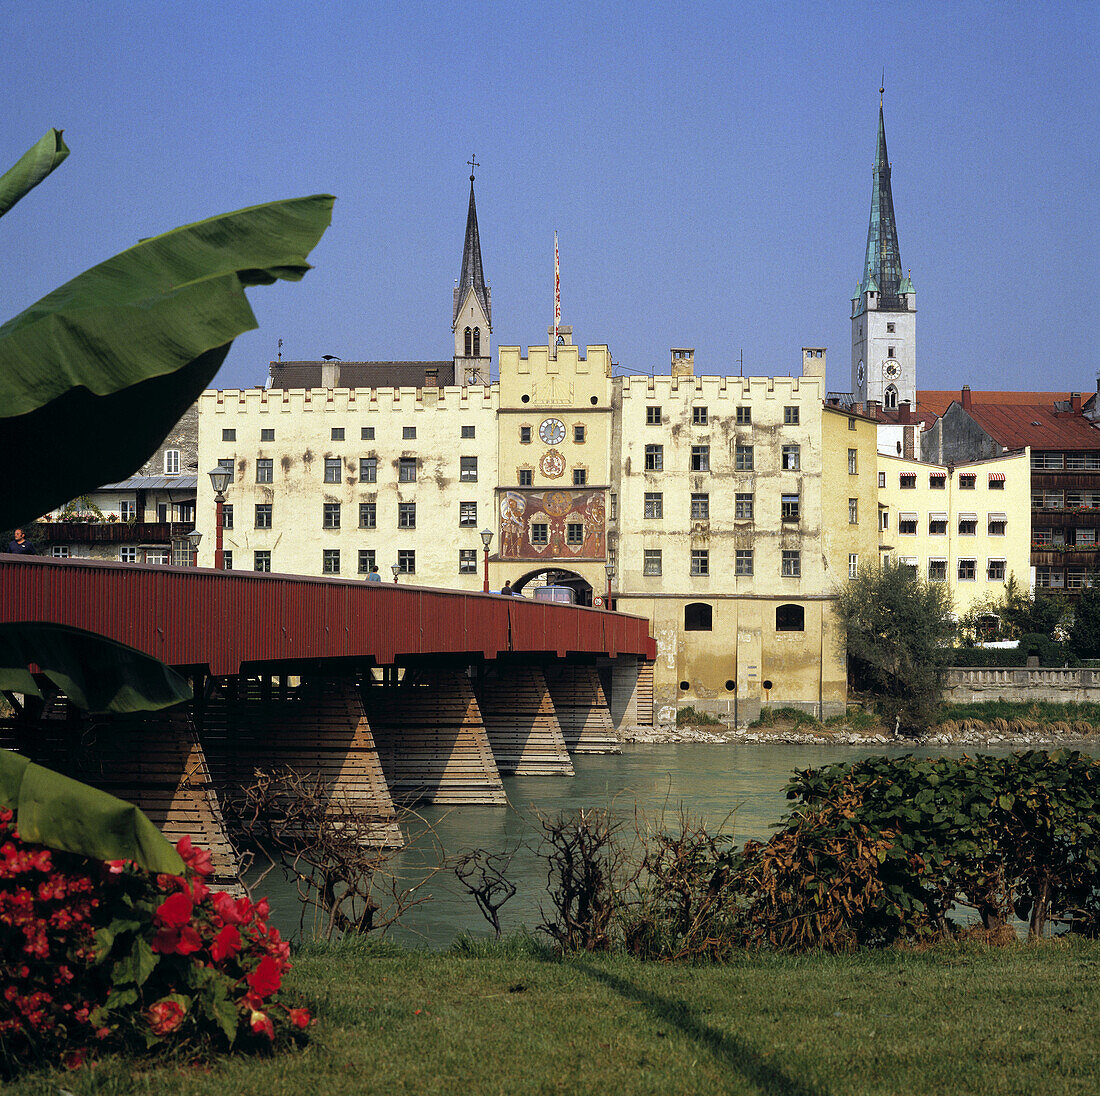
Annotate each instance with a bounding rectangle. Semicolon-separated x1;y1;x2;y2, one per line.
257;740;1100;947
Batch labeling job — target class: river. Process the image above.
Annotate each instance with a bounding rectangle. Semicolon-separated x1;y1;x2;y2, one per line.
255;739;1100;947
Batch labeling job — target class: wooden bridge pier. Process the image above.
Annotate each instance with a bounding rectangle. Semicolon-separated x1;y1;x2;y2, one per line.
542;661;621;753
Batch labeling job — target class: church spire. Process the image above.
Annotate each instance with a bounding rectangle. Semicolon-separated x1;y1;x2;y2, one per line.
860;90;905;309
455;159;490;325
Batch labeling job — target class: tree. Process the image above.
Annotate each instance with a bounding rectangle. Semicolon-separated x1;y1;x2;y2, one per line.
1000;574;1065;640
834;561;956;733
1069;582;1100;658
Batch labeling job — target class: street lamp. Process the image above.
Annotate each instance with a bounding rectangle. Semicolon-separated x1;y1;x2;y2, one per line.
391;562;400;584
604;560;615;609
207;466;233;569
187;529;202;567
480;528;493;593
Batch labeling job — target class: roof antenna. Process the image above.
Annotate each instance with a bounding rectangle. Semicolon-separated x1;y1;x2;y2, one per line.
277;337;283;362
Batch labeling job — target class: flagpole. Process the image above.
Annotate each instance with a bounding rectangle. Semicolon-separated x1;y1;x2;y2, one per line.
553;231;560;359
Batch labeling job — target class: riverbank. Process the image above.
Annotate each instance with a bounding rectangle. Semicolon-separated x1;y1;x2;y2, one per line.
9;937;1099;1096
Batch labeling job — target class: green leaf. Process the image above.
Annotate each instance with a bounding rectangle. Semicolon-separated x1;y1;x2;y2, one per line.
0;129;69;219
106;985;138;1010
0;749;184;872
0;192;333;526
0;622;191;713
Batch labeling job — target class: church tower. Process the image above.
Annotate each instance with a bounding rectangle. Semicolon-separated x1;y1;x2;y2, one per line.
851;89;916;410
453;165;492;384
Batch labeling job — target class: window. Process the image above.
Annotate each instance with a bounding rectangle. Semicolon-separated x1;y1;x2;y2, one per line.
610;494;617;521
736;406;751;425
1033;528;1053;546
221;551;232;570
690;550;709;576
783;406;799;425
397;550;415;574
1033;490;1063;510
520;425;532;443
958;559;977;581
929;473;946;489
878;472;886;488
323;502;341;529
886;322;895;333
261;428;275;442
928;559;947;582
644;492;663;519
1031;452;1064;470
574;425;586;443
459;502;477;526
459;549;478;573
691;493;709;520
848;449;858;475
735;445;754;471
464;327;471;356
331;427;345;441
849;417;856;431
693;406;708;426
958;516;977;535
221;504;233;530
644;444;663;471
358;502;377;529
157;503;168;523
399;458;416;482
776;604;804;631
899;473;916;489
988;515;1007;536
398;502;416;529
929;515;948;535
988;474;1005;490
881;510;890;531
472;328;480;356
643;549;662;576
1068;569;1089;589
460;456;478;482
147;548;172;565
1066;453;1100;470
120;499;136;521
358;549;376;574
256;458;273;483
884;385;898;411
959;473;975;489
531;523;549;546
222;428;236;442
572;468;587;486
1036;567;1064;589
518;468;533;486
164;450;181;475
690;445;709;472
50;546;71;558
987;559;1006;581
848;553;858;579
254;550;271;572
255;503;272;529
324;457;342;483
781;494;800;521
361;426;375;441
461;425;476;439
735;549;753;576
403;426;417;440
887;346;895;358
646;406;661;425
781;550;801;577
566;523;583;545
735;493;753;520
849;498;858;524
781;444;800;471
322;549;340;574
1077;528;1097;546
684;603;712;631
119;546;138;563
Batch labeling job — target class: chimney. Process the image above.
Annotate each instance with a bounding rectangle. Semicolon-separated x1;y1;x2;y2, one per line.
1071;392;1082;412
425;367;439;389
670;348;695;378
961;385;972;410
899;399;912;424
321;361;338;389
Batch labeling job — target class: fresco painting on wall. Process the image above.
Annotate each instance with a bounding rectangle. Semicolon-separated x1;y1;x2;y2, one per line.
498;489;606;560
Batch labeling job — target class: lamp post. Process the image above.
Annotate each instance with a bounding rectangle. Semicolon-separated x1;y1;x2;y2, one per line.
187;529;202;567
207;466;233;569
391;562;400;584
480;528;493;593
604;561;615;609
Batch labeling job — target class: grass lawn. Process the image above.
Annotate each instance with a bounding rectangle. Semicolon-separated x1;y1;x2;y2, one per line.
9;937;1100;1096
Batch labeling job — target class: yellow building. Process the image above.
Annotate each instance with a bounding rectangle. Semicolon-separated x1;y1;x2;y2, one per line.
877;449;1031;617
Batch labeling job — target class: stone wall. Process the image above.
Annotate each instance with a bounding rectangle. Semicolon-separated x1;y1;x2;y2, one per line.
943;667;1100;704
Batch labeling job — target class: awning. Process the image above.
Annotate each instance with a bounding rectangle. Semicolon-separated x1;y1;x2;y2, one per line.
987;512;1007;522
958;512;978;522
988;472;1006;482
899;511;918;523
929;512;948;522
929;471;946;480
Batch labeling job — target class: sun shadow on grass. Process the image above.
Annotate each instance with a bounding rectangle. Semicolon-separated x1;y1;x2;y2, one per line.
575;961;831;1096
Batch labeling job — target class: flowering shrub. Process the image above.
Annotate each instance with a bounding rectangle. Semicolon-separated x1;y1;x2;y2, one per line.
0;808;311;1074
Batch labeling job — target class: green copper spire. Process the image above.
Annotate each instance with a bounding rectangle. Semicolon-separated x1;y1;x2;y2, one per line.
860;95;905;308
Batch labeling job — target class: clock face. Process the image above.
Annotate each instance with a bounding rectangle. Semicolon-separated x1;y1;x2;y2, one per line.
856;361;865;388
883;358;901;380
539;417;566;445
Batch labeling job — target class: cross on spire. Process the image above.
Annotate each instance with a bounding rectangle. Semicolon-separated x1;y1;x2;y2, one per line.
467;153;479;181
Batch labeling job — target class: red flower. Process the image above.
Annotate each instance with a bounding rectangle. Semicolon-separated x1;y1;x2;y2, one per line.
210;924;242;962
156;891;193;927
147;998;186;1036
246;955;282;998
152;924;203;956
176;835;214;878
213;891;250;925
250;1009;274;1040
62;1048;87;1069
288;1007;311;1029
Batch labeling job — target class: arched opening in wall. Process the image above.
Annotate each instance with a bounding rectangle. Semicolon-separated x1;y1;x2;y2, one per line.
473;327;481;356
884;384;898;410
464;327;472;356
511;567;595;607
775;604;805;632
684;602;712;631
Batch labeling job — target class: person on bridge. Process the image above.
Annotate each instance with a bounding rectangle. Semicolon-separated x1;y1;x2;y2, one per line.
7;528;36;554
500;580;515;596
366;565;382;582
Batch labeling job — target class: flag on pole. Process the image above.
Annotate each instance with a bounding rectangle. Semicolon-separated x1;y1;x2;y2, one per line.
553;231;560;355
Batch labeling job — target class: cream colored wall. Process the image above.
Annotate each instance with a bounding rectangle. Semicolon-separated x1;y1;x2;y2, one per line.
196;385;498;585
877;448;1031;616
820;407;880;582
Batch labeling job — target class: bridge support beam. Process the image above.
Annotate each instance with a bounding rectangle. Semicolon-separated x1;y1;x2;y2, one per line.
474;663;574;777
597;656;654;734
542;662;621;754
365;668;506;805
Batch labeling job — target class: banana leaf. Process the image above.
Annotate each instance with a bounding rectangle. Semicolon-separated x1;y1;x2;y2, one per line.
0;186;334;527
0;128;69;218
0;621;192;712
0;750;184;873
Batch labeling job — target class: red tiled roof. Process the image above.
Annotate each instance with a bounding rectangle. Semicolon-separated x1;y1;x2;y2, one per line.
917;390;1072;418
964;403;1100;451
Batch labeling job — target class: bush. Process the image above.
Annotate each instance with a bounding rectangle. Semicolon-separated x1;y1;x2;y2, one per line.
676;706;722;727
750;706;821;729
946;635;1080;667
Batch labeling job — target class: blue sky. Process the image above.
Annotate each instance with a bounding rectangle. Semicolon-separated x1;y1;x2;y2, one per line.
4;1;1097;395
